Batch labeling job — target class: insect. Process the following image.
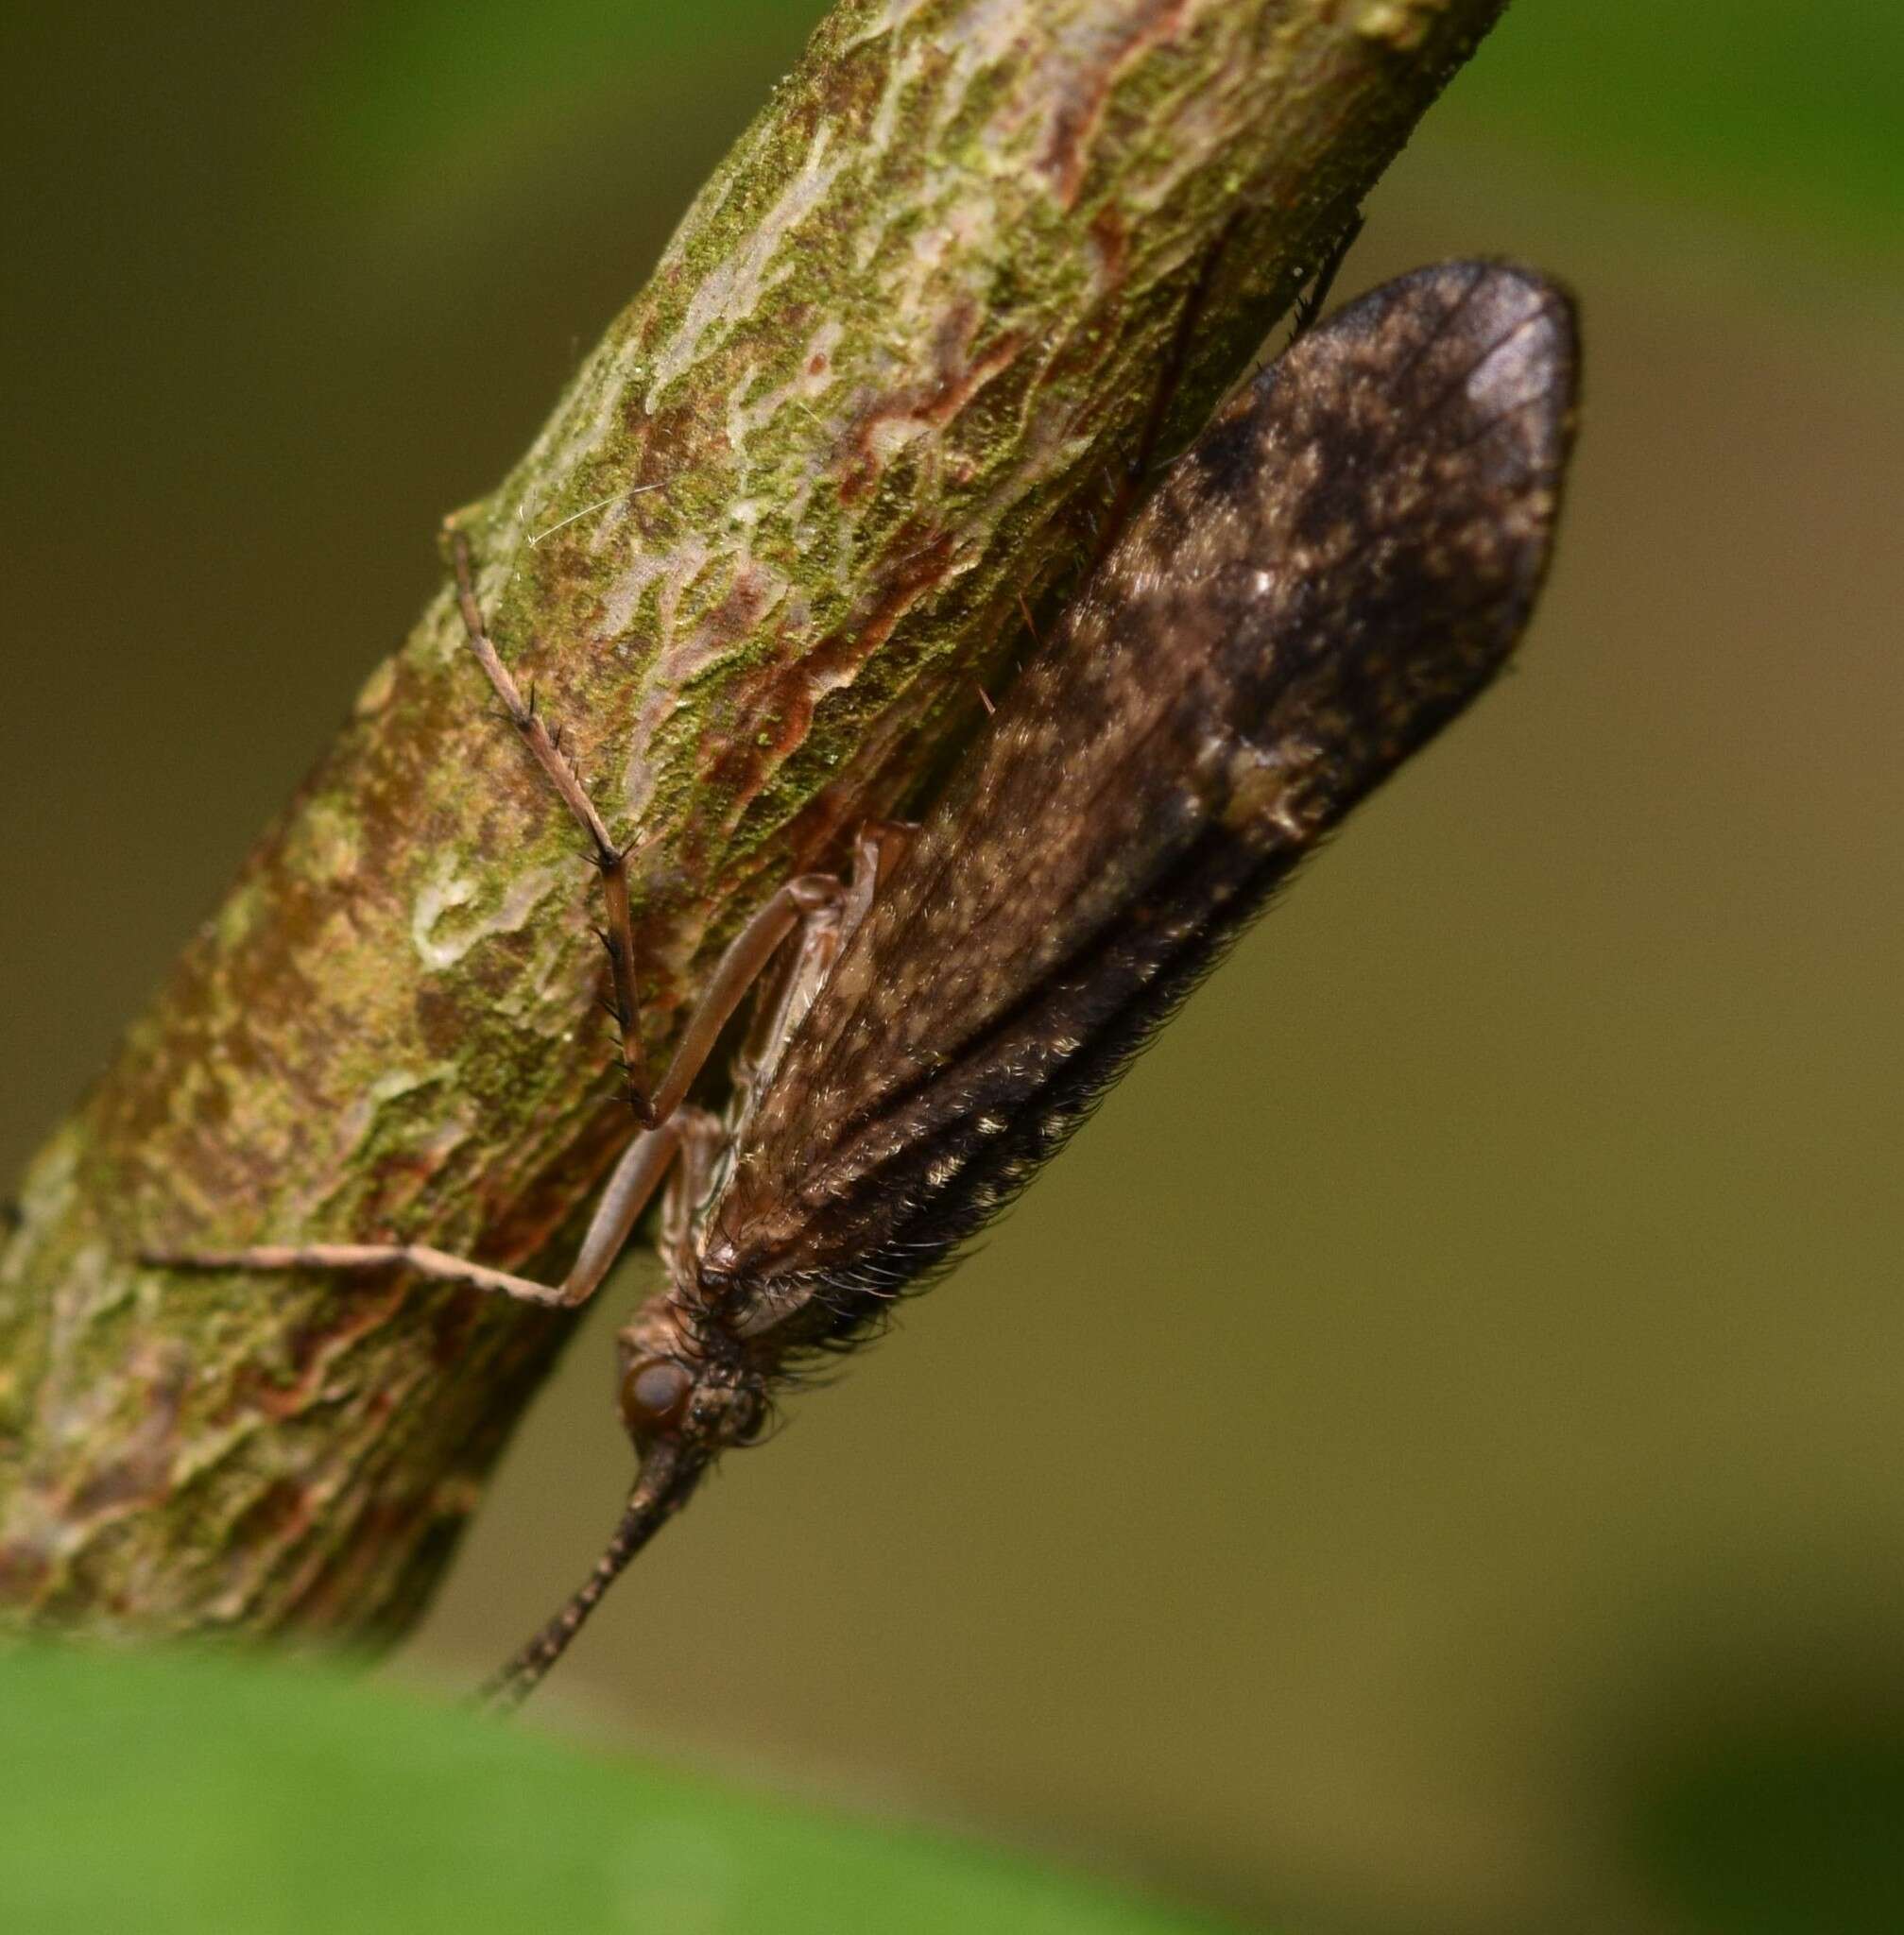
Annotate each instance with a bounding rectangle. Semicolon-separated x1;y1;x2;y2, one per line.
153;259;1579;1707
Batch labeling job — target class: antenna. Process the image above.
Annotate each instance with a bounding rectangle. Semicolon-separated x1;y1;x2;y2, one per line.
482;1442;708;1710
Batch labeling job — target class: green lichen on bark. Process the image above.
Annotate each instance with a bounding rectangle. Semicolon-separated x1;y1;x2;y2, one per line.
0;0;1506;1642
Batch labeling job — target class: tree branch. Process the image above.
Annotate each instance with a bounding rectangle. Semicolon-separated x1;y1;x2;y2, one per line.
0;0;1505;1643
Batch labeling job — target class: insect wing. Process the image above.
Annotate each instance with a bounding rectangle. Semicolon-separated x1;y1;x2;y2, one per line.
711;260;1578;1293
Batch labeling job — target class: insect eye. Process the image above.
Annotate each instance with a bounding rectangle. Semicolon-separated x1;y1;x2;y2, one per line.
618;1356;693;1443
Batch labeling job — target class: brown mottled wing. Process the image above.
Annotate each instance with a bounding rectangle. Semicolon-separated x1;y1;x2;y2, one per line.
709;261;1577;1297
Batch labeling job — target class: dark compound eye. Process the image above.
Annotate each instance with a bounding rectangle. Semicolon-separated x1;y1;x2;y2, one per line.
618;1356;693;1443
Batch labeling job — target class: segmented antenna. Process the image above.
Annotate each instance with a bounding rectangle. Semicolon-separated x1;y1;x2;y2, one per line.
482;1444;709;1710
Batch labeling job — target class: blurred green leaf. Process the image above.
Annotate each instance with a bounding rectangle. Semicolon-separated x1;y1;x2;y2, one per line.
1;1646;1240;1935
1446;0;1903;249
299;0;815;205
304;0;1903;257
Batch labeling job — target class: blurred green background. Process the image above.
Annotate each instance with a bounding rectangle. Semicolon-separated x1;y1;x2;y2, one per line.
4;3;1902;1930
3;1645;1235;1935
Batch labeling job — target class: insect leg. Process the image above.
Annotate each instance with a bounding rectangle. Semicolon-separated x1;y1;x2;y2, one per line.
557;1116;695;1306
838;818;916;943
1290;208;1365;339
449;529;655;1125
146;1116;687;1309
147;846;859;1300
727;820;915;1110
644;871;846;1125
657;1105;726;1282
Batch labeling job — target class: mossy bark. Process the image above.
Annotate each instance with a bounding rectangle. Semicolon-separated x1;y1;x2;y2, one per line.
0;0;1505;1644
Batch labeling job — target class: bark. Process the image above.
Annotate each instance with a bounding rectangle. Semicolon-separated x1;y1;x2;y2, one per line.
0;0;1506;1643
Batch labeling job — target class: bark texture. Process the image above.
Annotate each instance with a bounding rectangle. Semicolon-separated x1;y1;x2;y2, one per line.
0;0;1505;1643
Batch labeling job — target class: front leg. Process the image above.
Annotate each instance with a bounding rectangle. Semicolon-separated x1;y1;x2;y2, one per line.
143;861;859;1307
146;1116;689;1309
